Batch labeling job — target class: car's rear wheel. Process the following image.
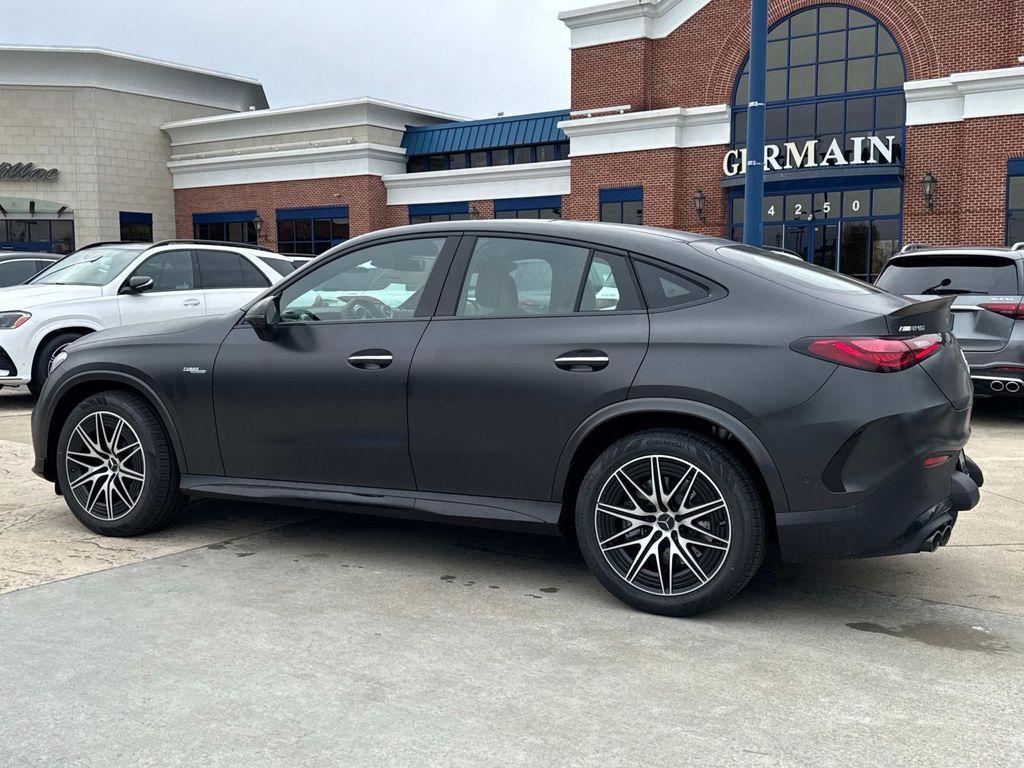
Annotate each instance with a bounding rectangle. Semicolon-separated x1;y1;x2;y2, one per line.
575;429;765;616
56;390;186;536
29;332;82;396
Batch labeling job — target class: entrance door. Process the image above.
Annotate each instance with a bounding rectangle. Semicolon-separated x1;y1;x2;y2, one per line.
783;223;838;269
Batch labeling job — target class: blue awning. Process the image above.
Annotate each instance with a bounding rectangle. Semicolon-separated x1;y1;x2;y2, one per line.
403;110;569;156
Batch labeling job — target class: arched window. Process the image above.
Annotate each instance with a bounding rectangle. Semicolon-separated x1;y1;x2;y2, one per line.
729;5;907;282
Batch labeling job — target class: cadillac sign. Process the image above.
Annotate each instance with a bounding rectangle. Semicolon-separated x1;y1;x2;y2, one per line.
723;135;899;177
0;162;60;182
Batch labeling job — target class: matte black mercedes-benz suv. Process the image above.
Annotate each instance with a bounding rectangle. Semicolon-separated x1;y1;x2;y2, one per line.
32;221;982;616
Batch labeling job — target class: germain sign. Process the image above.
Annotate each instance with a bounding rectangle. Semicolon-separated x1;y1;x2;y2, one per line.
0;162;60;182
723;135;899;177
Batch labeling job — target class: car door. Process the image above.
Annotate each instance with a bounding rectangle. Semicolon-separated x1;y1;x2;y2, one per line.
212;235;457;488
196;249;272;316
408;234;649;501
116;248;206;326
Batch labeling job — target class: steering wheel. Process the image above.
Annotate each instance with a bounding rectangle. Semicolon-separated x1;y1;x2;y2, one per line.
282;308;320;322
345;296;393;320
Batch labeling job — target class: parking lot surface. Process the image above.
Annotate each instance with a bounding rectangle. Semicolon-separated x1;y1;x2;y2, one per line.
1;386;1022;767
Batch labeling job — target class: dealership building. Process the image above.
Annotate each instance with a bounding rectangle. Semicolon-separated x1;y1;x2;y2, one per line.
3;0;1024;279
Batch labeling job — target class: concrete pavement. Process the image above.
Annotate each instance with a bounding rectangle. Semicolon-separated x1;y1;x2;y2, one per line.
1;387;1022;767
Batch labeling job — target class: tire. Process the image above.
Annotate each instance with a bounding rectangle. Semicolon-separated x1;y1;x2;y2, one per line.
56;390;186;536
575;429;765;617
29;332;82;397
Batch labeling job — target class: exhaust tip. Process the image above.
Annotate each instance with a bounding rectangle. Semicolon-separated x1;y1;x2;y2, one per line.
991;380;1005;392
939;525;953;546
1005;381;1022;393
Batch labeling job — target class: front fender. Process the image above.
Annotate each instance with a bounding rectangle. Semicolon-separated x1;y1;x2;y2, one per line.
32;366;188;482
551;397;790;515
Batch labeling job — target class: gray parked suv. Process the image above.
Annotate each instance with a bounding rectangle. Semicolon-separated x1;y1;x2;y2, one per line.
876;244;1024;398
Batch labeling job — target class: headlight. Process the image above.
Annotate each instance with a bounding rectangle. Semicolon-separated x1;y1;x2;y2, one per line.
49;349;69;372
0;312;30;329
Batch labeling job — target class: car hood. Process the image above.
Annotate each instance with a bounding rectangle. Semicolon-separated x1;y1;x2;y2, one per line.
0;283;104;308
70;312;242;351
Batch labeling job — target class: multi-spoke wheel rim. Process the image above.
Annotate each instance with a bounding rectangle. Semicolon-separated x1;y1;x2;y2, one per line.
64;411;145;521
594;455;731;596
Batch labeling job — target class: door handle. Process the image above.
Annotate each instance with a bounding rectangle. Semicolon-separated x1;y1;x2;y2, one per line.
348;349;393;370
183;298;201;307
555;349;609;372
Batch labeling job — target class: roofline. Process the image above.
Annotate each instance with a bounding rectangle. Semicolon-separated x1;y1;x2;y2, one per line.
0;45;261;86
403;109;571;133
161;96;467;130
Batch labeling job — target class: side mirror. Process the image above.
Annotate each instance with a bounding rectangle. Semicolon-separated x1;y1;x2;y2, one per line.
121;275;154;294
245;295;280;341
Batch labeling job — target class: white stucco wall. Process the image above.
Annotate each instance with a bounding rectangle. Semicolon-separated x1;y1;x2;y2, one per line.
0;85;225;246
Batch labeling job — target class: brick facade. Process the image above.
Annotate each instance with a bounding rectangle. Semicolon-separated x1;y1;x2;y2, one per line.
564;0;1024;247
175;176;392;249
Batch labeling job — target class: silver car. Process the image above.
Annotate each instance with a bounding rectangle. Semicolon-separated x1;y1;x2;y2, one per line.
875;243;1024;398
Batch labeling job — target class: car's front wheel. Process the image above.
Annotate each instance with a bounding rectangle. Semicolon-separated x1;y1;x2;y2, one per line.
575;429;766;616
56;390;186;536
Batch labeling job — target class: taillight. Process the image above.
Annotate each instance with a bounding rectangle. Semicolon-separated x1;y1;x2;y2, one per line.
978;301;1024;319
793;334;943;372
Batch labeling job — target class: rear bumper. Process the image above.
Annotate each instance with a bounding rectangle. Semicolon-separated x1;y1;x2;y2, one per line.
776;465;980;561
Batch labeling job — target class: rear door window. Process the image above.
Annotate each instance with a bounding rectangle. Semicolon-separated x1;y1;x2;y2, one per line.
456;237;590;316
875;256;1020;295
0;259;42;285
198;250;270;289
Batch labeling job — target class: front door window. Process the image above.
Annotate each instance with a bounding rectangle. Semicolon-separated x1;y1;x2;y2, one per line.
279;238;447;322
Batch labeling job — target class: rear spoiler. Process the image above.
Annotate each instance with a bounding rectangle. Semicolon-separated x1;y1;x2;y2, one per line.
886;296;955;336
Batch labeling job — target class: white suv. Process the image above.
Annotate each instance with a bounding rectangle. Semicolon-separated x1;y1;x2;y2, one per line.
0;240;295;394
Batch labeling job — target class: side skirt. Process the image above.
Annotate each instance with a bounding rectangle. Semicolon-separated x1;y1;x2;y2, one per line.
179;474;563;535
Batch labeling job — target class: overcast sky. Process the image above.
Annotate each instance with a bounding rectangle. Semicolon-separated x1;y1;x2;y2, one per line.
6;0;597;118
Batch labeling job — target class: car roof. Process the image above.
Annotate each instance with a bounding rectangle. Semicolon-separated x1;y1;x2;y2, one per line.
346;218;729;253
889;244;1024;262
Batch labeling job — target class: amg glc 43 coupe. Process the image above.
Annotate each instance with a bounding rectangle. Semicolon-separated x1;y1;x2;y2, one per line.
32;221;982;616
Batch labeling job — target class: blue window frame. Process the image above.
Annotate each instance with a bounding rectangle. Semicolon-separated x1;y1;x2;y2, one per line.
193;211;258;245
599;187;643;224
732;5;906;165
728;5;907;282
119;211;152;243
406;142;569;174
409;202;471;225
494;195;562;219
276;206;349;255
1007;159;1024;246
0;218;75;254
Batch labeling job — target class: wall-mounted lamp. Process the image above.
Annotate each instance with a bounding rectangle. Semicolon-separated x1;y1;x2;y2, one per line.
693;189;706;223
921;172;937;212
253;213;264;234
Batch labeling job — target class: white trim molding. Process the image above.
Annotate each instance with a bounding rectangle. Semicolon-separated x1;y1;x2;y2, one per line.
0;45;267;111
383;161;570;206
558;105;730;157
162;97;464;147
905;66;1024;125
559;0;712;49
167;143;408;189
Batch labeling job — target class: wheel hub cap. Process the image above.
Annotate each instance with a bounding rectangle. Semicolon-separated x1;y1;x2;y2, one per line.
594;454;732;596
64;411;146;522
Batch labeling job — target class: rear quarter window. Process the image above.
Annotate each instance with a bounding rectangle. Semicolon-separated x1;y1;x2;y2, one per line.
875;255;1020;295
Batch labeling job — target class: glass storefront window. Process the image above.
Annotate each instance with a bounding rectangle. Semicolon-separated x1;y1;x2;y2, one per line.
1006;164;1024;245
276;208;349;255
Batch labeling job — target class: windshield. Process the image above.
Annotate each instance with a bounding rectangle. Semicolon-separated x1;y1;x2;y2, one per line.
875;256;1020;296
30;246;147;286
